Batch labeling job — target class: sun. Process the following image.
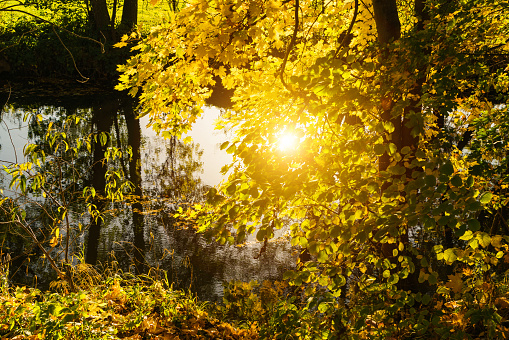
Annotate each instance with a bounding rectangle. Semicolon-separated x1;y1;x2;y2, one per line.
278;133;298;151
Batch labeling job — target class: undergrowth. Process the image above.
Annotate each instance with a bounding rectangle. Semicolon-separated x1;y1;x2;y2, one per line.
0;270;259;339
0;253;341;339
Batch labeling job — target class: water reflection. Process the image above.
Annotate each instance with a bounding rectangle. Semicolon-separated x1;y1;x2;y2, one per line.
0;95;295;301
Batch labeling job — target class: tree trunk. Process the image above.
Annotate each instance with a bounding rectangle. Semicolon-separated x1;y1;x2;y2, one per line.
372;0;403;176
121;0;138;31
372;0;401;46
90;0;111;36
372;0;429;293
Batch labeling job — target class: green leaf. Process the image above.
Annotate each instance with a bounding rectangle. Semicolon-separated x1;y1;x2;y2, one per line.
425;175;436;187
479;192;493;204
421;294;431;305
228;205;240;219
367;182;379;193
401;146;411;154
388;274;399;285
283;270;295;280
20;175;26;193
334;275;346;288
374;144;385;156
469;239;479;249
318;302;329;313
384;122;395;133
357;190;368;203
100;132;108;146
317;250;328;262
450;175;462;187
308;241;319;255
427;272;437;285
226;183;237;195
256;228;266;241
440;162;454;177
415;149;426;158
467;219;481;231
330;225;341;238
226;143;236;154
388;143;397;155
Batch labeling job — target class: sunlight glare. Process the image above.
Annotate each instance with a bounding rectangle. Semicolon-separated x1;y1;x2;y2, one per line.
278;133;298;151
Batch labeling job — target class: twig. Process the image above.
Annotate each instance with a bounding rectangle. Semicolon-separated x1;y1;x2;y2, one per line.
334;0;359;58
52;26;90;83
4;8;105;52
0;28;39;54
279;0;299;92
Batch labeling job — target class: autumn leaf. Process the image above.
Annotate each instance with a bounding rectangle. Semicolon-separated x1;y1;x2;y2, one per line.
445;272;463;294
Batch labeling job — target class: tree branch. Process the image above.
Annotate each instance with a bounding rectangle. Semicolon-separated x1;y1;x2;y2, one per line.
279;0;299;92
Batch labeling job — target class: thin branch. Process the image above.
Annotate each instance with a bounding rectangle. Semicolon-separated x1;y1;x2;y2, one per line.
279;0;299;92
359;0;374;18
0;28;39;54
334;0;359;58
3;8;104;52
12;216;73;288
52;26;90;83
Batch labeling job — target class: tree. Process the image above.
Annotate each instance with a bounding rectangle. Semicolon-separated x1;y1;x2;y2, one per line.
0;103;133;290
118;0;509;337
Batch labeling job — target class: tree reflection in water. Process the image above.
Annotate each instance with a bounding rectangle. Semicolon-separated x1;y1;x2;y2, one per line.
0;95;295;300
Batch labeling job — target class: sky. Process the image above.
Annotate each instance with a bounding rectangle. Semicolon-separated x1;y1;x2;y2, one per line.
141;106;233;186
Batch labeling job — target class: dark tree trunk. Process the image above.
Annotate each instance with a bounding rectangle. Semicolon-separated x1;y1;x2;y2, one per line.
372;0;429;293
90;0;111;37
372;0;401;46
121;0;138;31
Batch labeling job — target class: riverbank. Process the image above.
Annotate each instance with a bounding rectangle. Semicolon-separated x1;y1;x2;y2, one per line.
0;265;333;339
0;77;115;104
0;274;259;339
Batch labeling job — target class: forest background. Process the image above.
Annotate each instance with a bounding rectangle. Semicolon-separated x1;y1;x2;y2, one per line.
2;0;509;339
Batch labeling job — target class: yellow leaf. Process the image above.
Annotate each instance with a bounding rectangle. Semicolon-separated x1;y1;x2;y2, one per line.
477;232;491;248
491;235;503;248
49;237;58;247
114;41;128;48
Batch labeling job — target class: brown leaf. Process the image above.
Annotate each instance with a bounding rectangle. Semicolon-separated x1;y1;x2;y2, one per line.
445;272;463;294
496;297;509;309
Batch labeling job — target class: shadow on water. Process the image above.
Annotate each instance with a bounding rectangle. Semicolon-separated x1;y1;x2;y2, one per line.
0;92;296;301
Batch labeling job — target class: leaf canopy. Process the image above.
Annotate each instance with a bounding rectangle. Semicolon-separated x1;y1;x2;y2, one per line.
118;0;509;336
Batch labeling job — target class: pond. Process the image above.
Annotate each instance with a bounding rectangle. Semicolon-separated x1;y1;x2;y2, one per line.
0;91;296;302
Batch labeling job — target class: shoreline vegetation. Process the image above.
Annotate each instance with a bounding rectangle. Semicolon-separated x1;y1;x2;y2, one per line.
0;272;261;339
0;256;331;339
